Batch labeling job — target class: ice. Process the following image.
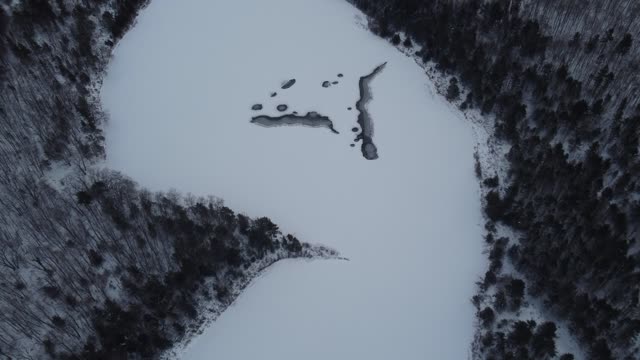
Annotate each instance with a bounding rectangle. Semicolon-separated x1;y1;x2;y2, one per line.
101;0;485;358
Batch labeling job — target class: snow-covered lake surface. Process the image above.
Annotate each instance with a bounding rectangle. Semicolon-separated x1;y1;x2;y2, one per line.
101;0;485;358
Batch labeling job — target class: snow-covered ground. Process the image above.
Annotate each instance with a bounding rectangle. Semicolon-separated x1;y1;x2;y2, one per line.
100;0;485;358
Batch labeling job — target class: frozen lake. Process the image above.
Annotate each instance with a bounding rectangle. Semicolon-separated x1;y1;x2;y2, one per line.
101;0;485;358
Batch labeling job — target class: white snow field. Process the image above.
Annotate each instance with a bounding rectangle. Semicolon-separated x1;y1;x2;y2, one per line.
101;0;485;358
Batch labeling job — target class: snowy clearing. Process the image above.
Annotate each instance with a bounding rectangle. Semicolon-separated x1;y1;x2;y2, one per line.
100;0;485;358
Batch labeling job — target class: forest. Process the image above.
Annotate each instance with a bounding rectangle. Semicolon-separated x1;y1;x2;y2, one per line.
0;0;337;358
3;0;640;358
349;0;640;358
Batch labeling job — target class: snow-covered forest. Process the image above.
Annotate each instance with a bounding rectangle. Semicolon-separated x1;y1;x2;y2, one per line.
350;0;640;358
0;1;337;358
2;0;639;359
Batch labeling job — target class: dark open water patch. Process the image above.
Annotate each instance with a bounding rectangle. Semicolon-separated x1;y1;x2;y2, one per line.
281;79;296;89
251;104;263;111
322;81;331;88
251;111;339;134
354;62;386;160
277;104;288;112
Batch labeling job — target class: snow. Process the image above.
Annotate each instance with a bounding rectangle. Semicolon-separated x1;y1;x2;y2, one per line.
100;0;485;359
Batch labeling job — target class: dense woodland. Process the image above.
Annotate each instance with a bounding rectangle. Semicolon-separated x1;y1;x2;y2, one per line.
0;1;336;358
3;0;639;358
350;0;640;359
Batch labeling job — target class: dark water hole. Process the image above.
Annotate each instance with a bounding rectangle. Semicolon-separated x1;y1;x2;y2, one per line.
251;111;339;134
354;62;386;160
